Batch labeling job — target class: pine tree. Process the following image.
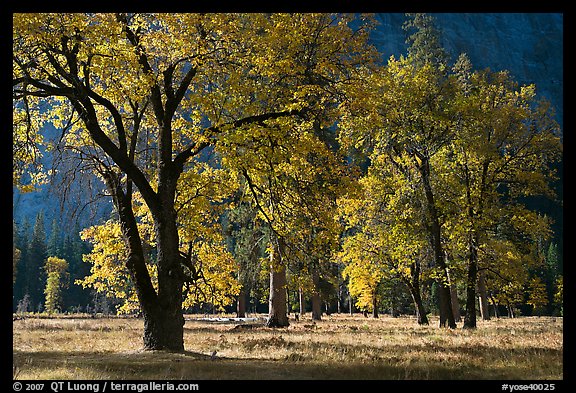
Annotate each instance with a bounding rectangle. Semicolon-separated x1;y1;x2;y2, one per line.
13;221;21;285
403;13;449;71
13;217;31;311
545;242;560;314
47;218;62;258
27;211;48;312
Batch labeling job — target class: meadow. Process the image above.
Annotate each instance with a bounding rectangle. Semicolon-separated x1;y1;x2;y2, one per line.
12;313;563;380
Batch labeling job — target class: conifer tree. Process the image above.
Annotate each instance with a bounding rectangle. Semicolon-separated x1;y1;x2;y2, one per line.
13;217;31;311
26;211;48;311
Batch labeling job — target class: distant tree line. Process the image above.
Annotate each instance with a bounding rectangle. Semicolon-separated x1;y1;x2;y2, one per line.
12;211;95;314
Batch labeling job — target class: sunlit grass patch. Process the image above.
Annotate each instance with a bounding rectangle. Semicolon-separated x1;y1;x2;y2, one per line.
13;314;562;380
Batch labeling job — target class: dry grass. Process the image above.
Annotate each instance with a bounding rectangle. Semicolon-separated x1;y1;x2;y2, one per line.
12;313;563;380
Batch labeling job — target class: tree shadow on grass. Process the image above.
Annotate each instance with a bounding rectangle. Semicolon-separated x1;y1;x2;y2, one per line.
13;343;562;380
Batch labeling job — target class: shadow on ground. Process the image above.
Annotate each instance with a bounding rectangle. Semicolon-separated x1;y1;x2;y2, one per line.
13;345;560;380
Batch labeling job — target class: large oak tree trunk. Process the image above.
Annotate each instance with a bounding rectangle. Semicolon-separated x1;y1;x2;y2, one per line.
149;201;185;351
266;238;289;328
142;305;184;351
108;173;184;351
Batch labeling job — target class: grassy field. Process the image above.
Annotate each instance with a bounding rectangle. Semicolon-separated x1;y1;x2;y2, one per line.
12;313;562;380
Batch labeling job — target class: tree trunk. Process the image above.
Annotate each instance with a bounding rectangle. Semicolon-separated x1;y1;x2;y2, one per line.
311;267;322;321
478;270;490;320
490;294;500;318
372;293;379;318
298;286;305;316
236;288;247;318
349;293;353;315
446;266;461;322
463;237;478;329
507;303;515;318
107;172;184;351
336;282;342;314
405;277;429;325
150;203;185;351
418;157;455;329
265;238;289;328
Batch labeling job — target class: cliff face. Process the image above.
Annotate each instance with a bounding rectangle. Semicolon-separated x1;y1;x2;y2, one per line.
371;13;563;128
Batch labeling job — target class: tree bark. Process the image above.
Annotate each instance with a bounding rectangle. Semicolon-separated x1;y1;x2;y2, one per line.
349;293;353;315
447;266;461;322
404;272;429;325
105;170;184;351
463;236;478;329
298;286;305;316
265;238;289;328
237;288;247;318
478;270;490;321
311;267;322;321
411;288;429;325
372;292;379;318
489;294;500;318
150;202;185;351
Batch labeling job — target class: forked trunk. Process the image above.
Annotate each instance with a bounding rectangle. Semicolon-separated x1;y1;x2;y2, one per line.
109;175;184;352
406;281;428;325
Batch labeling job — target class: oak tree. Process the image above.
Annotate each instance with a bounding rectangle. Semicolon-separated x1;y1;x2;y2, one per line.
14;13;377;348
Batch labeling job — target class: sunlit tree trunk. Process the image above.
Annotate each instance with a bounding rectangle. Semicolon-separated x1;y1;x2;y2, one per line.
478;270;490;320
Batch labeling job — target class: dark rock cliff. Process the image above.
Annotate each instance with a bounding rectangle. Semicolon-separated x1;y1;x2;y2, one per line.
371;13;563;128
